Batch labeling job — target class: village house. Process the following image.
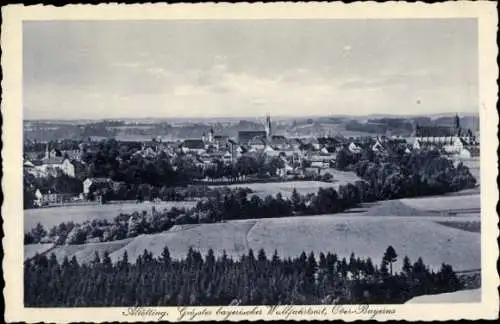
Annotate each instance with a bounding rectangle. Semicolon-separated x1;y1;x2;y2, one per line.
302;137;321;150
83;177;113;196
269;135;289;150
348;142;363;154
248;137;267;151
371;138;385;153
30;157;76;178
34;188;72;207
180;139;206;155
288;138;304;150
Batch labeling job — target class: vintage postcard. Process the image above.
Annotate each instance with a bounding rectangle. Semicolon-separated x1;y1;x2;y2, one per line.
2;2;498;322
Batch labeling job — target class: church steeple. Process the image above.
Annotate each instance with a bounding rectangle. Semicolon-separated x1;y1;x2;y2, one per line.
265;113;272;140
454;113;461;136
208;128;214;143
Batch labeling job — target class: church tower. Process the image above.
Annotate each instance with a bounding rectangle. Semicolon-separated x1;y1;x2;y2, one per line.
45;143;50;160
208;128;214;143
454;113;461;136
265;113;272;140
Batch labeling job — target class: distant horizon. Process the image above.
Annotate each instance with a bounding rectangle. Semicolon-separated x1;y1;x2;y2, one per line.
23;110;479;122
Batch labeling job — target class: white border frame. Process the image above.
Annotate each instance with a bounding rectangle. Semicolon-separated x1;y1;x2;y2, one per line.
2;2;498;322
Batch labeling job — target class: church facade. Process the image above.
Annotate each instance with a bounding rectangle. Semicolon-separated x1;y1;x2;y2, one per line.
412;114;479;157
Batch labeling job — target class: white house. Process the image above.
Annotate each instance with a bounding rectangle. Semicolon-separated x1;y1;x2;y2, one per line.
32;157;76;178
248;137;266;151
372;139;385;152
83;177;111;196
348;142;363;154
60;158;76;177
263;145;280;157
277;162;294;177
34;189;43;207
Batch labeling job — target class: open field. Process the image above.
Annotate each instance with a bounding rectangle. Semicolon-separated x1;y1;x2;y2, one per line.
110;221;257;263
31;238;134;263
211;181;333;199
436;221;480;233
406;288;481;303
399;194;480;213
24;243;55;261
321;169;363;186
24;201;197;232
100;212;480;272
210;170;361;199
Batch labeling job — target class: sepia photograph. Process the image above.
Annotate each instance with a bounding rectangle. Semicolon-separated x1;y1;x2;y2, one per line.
2;2;498;322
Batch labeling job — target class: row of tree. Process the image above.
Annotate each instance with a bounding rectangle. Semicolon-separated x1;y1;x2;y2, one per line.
82;140;287;186
25;246;462;307
24;182;369;245
353;149;476;199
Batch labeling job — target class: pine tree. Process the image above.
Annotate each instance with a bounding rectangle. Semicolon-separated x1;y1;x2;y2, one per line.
92;251;101;266
305;252;318;282
380;259;389;278
319;252;327;270
402;256;412;277
365;257;375;278
382;245;398;276
272;249;280;266
291;188;302;213
161;245;171;268
102;251;112;271
258;248;267;262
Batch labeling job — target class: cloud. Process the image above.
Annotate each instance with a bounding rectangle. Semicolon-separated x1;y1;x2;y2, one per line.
23;19;478;118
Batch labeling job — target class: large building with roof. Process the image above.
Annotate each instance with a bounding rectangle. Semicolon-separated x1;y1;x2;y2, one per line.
412;114;479;157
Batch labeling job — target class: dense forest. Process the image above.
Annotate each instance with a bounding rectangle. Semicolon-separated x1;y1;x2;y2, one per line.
24;246;462;307
337;147;476;198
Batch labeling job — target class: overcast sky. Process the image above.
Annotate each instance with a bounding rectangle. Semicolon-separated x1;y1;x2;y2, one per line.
23;19;478;119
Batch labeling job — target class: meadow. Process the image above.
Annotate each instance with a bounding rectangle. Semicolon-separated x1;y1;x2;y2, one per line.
33;207;479;272
399;194;480;213
210;170;362;199
24;201;197;232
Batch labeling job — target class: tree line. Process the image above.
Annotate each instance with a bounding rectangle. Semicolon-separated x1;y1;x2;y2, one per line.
24;245;462;307
24;184;363;245
337;147;476;199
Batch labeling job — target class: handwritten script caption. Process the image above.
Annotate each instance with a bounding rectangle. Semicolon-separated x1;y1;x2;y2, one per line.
122;305;397;321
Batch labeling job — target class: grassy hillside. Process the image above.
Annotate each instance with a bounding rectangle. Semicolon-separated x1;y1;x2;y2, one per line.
24;201;197;233
110;220;257;263
24;243;54;261
107;214;479;272
26;192;481;272
399;194;480;212
45;238;133;264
